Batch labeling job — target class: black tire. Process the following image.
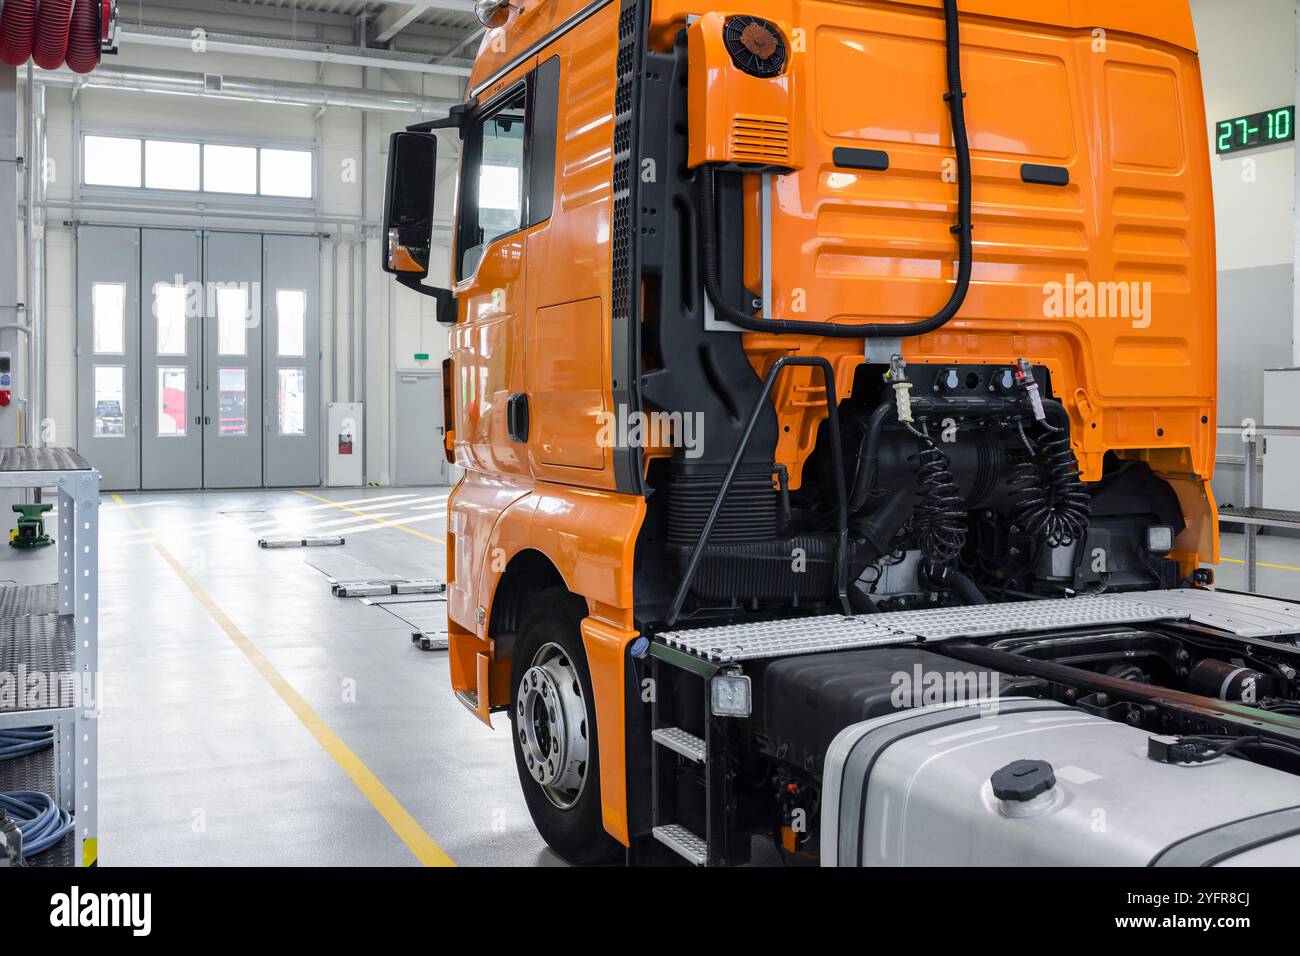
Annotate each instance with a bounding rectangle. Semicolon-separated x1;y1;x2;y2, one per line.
509;589;622;865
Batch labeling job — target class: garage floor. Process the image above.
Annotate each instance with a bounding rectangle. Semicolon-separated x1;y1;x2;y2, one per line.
3;488;1297;866
9;486;558;867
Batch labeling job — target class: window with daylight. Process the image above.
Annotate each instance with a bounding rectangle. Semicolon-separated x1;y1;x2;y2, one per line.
276;290;307;357
145;140;200;191
83;134;314;199
157;368;187;437
91;282;126;354
93;366;126;438
260;149;313;198
154;285;188;356
84;136;141;188
203;145;258;195
456;57;558;280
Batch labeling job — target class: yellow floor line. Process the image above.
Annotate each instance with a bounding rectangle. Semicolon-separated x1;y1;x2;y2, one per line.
1220;557;1300;574
113;493;455;867
292;489;445;544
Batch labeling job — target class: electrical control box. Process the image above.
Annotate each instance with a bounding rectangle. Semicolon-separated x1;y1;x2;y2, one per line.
0;351;13;408
327;402;364;487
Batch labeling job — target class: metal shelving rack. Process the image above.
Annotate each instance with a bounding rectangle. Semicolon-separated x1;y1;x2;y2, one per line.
0;448;99;867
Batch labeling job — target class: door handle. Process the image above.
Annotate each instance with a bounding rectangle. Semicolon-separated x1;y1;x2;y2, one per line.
506;393;529;443
204;416;211;425
194;416;201;426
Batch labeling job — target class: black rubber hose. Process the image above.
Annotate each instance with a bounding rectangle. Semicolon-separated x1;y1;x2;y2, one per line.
848;402;894;512
925;564;988;605
699;0;972;339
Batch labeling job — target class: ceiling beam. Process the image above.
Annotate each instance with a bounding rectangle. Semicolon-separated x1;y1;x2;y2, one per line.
32;63;454;115
367;0;477;13
372;4;426;43
116;23;472;76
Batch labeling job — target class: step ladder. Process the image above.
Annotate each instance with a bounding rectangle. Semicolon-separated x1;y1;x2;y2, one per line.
646;643;743;867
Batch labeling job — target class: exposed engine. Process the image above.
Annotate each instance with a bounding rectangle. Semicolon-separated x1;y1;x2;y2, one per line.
643;353;1184;626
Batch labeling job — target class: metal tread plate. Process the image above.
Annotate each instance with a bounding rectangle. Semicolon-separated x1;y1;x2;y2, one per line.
657;596;1188;663
0;447;91;474
0;614;77;714
869;596;1187;642
1218;505;1300;529
0;584;60;620
659;614;910;664
0;747;75;866
1105;589;1300;638
652;726;706;762
652;824;706;866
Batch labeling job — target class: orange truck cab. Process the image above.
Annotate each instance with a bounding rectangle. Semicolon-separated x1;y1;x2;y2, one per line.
379;0;1255;866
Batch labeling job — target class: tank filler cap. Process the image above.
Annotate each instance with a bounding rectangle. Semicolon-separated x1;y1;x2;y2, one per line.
991;759;1056;803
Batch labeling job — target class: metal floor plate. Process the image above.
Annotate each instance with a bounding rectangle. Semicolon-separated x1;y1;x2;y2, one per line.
869;596;1187;642
0;615;76;713
0;584;60;621
0;447;91;473
1105;589;1300;638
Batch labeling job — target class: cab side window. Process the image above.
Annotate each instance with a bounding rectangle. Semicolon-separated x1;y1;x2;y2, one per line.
457;57;559;281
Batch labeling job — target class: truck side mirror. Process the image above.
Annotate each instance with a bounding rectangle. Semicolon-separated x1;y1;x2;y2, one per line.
382;130;457;324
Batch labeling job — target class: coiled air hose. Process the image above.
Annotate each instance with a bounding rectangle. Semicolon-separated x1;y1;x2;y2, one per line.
0;728;54;760
700;0;972;339
1010;416;1091;548
0;790;74;858
904;423;967;566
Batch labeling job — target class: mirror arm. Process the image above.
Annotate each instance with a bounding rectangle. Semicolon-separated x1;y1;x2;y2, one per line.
396;276;457;325
406;102;472;135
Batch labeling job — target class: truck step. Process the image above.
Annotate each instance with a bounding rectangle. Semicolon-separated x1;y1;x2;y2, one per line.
653;824;706;866
652;727;706;762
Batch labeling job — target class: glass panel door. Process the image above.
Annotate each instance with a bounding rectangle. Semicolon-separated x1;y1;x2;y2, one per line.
140;229;203;489
262;235;320;487
76;226;141;490
203;232;264;488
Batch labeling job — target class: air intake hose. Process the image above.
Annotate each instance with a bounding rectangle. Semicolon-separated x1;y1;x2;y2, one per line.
33;0;75;71
65;0;103;74
699;0;972;339
0;0;39;67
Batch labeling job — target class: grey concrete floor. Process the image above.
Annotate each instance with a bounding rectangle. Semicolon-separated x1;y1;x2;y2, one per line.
6;486;560;867
4;488;1297;867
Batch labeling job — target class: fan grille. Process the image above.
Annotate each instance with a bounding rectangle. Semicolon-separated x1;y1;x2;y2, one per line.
722;15;787;78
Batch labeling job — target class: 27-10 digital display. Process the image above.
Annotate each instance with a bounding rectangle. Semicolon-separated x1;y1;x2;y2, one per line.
1216;106;1295;155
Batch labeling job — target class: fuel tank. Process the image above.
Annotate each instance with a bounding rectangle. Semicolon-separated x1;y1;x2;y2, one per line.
821;699;1300;866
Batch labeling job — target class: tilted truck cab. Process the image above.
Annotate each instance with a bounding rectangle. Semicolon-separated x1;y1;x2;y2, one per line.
381;0;1300;867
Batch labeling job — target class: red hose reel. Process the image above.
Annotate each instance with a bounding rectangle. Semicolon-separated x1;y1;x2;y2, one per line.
0;0;113;73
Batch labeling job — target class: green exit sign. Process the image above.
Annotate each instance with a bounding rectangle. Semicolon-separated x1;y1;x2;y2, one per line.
1216;106;1294;155
414;352;429;361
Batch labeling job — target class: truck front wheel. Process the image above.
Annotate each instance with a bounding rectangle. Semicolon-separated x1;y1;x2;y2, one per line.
509;589;621;865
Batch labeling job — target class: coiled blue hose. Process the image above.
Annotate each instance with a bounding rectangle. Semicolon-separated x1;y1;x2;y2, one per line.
0;728;54;760
0;790;74;858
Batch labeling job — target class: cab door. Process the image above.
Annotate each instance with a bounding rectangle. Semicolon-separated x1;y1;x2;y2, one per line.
452;77;532;480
